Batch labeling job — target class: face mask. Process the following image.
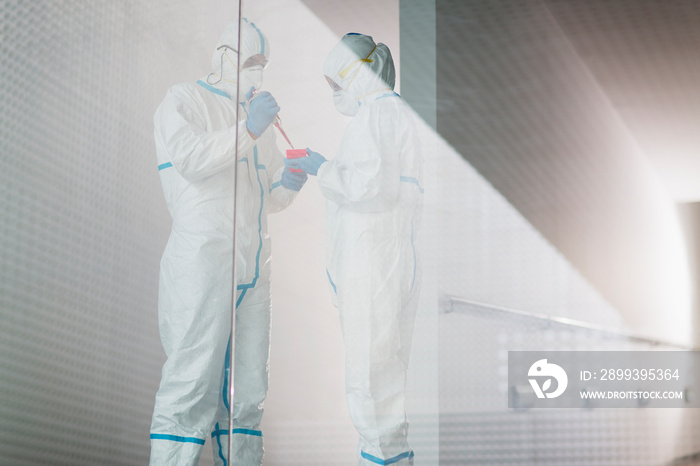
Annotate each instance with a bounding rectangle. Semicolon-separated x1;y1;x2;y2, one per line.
240;66;263;97
333;89;359;117
210;54;264;101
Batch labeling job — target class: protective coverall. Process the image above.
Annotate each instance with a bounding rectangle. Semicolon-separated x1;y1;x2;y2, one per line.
320;34;423;466
150;19;298;466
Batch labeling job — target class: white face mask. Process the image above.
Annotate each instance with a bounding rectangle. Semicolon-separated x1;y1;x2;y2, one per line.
333;89;359;117
213;64;264;101
239;66;263;98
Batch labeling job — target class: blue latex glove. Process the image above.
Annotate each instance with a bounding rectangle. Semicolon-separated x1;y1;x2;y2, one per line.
283;148;327;176
281;166;308;191
246;91;279;137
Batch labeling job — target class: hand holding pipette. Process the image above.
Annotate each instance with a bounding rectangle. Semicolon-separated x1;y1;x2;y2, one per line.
247;88;295;149
248;88;306;173
246;90;279;138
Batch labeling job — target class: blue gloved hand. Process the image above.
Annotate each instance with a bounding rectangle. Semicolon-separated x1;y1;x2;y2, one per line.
283;148;327;176
281;166;308;191
246;91;280;137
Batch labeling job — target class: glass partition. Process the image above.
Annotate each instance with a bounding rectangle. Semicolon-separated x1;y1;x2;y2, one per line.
1;1;698;465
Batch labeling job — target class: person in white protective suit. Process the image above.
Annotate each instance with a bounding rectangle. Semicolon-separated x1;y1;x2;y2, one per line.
150;19;307;466
285;33;423;466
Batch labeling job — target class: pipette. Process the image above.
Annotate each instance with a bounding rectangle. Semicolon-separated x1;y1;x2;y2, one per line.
274;116;295;149
249;89;295;149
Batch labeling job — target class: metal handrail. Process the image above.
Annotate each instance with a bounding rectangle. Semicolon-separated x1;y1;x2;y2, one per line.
443;295;696;350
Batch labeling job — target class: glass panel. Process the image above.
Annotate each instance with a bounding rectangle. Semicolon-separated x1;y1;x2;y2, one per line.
2;1;699;465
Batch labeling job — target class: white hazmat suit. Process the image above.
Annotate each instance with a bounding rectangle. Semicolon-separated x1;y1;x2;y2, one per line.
150;19;299;466
308;34;423;466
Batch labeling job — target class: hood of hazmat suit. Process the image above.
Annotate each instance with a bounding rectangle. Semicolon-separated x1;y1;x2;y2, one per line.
318;33;422;466
210;18;271;101
323;33;395;116
150;18;296;466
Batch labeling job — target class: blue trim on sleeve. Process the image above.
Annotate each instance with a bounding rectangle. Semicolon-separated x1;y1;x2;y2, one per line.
271;180;282;191
196;79;231;100
400;176;424;193
150;434;206;445
326;269;337;295
158;162;173;171
361;450;414;465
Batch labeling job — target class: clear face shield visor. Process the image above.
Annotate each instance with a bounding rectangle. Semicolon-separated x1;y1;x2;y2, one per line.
208;46;270;86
